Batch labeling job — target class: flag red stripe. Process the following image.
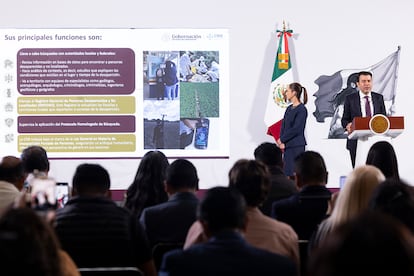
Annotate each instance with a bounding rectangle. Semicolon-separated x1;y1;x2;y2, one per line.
283;32;289;54
267;119;283;141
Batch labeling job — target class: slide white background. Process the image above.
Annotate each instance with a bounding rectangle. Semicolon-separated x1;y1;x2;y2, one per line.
1;0;413;189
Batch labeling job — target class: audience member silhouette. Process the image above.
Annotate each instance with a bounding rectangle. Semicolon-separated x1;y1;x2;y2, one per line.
366;140;399;179
369;178;414;234
0;156;26;212
184;159;299;265
0;208;79;276
310;165;385;249
160;187;297;276
271;151;331;240
307;211;414;276
140;159;199;248
124;151;169;218
254;142;297;216
228;159;299;264
54;163;156;276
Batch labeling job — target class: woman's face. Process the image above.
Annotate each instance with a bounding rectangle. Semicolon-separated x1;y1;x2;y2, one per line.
285;87;296;101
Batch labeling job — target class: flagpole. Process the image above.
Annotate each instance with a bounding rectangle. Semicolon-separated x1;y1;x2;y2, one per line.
391;46;401;115
265;22;294;140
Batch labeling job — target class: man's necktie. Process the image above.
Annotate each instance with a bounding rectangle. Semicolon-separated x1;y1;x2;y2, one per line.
365;96;372;117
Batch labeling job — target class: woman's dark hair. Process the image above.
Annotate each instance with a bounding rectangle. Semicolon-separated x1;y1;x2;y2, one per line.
289;82;308;104
369;178;414;234
366;141;399;179
0;208;62;276
124;151;169;217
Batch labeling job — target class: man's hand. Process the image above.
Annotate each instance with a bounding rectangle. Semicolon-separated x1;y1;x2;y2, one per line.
346;122;352;133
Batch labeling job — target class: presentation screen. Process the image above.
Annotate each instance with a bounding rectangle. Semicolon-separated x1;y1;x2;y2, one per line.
0;29;229;159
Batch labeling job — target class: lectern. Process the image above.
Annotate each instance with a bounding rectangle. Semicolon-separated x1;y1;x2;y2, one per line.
348;115;404;167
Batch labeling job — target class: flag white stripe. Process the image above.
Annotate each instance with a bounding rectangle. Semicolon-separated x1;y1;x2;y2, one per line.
264;68;293;126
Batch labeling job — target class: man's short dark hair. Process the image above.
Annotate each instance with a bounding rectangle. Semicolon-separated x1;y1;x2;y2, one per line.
294;151;327;183
0;156;25;184
254;142;283;167
228;159;270;207
358;71;372;81
198;187;246;234
72;164;110;195
20;146;49;174
166;159;198;190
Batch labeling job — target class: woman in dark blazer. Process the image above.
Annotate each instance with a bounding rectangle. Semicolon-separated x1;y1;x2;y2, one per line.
277;82;308;178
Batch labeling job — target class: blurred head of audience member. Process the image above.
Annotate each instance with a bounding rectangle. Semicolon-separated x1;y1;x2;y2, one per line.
72;163;110;197
254;142;284;169
21;145;50;177
198;186;247;237
0;156;26;191
366;141;399;179
228;159;270;208
0;208;63;276
124;150;169;217
164;158;198;195
295;151;328;188
369;178;414;234
0;156;27;212
308;211;414;276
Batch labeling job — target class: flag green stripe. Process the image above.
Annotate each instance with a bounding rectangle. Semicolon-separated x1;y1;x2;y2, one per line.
271;33;291;81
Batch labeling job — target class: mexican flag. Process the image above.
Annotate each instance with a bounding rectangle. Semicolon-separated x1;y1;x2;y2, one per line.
265;25;294;141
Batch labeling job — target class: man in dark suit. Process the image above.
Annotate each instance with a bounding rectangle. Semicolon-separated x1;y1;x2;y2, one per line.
271;151;331;240
140;159;199;248
159;187;296;276
55;163;156;276
341;71;387;168
254;142;297;216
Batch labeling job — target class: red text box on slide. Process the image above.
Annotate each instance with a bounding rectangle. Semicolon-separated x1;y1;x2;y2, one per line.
17;48;135;95
18;115;136;133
